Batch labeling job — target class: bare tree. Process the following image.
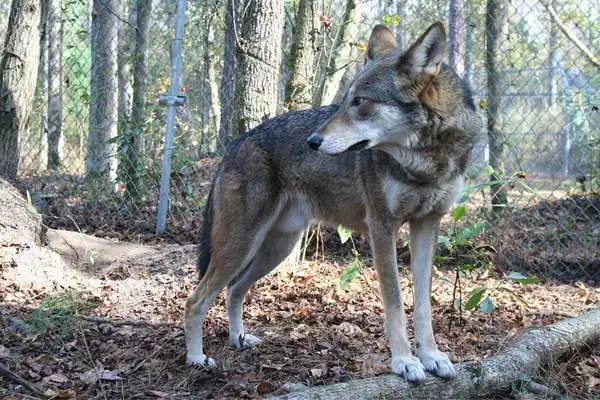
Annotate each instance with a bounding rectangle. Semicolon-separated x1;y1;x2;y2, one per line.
37;0;48;157
199;0;216;143
486;0;510;212
47;0;63;170
395;0;404;51
124;0;152;199
546;0;558;107
217;0;238;148
0;0;43;180
463;1;473;85
448;0;465;77
86;0;119;184
284;0;318;111
117;0;136;134
232;0;285;136
313;0;358;106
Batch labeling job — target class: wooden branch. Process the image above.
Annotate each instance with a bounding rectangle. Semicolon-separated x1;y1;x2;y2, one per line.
79;315;174;328
539;0;600;69
271;308;600;400
0;362;48;398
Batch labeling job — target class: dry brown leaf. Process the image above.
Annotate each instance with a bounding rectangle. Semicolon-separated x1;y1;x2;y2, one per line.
48;372;69;383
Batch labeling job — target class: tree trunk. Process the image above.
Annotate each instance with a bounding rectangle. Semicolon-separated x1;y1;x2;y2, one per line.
485;0;509;212
272;308;600;400
46;0;63;171
0;4;10;48
284;0;318;111
199;1;215;147
232;0;284;136
332;61;361;103
463;1;473;85
124;0;151;199
117;0;136;138
546;0;558;107
37;0;48;166
313;0;358;106
448;0;465;77
86;0;119;184
0;0;43;180
395;0;404;51
217;0;238;148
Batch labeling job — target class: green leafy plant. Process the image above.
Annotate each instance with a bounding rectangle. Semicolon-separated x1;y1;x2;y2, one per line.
337;225;365;289
27;290;95;340
444;167;539;317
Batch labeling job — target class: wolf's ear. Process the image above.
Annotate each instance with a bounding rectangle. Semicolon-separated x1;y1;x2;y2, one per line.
366;25;398;64
399;22;447;77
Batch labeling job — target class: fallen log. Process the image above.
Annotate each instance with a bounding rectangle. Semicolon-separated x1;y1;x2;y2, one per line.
272;308;600;399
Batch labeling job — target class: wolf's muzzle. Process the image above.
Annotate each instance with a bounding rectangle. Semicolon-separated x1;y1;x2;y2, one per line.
306;134;323;150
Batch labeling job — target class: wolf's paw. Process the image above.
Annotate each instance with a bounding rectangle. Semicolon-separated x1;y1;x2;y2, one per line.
418;350;456;378
186;353;217;368
229;333;262;350
391;355;426;381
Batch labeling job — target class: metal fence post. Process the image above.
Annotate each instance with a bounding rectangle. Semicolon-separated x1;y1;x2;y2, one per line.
156;0;187;234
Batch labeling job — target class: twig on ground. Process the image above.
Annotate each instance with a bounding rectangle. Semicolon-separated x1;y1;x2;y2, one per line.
80;315;176;328
518;380;567;399
78;322;108;400
0;361;48;398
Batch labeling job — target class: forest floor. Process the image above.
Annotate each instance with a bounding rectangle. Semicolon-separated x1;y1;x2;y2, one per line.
1;226;599;399
1;173;599;399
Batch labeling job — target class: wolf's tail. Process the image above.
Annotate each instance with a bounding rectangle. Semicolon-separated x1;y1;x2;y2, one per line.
197;182;215;280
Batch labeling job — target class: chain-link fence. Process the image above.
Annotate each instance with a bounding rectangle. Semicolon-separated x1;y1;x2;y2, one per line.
1;0;598;282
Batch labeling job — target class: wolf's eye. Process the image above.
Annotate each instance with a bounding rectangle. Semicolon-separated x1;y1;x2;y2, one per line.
352;96;365;107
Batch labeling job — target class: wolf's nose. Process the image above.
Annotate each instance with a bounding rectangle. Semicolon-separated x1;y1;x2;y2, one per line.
307;135;323;150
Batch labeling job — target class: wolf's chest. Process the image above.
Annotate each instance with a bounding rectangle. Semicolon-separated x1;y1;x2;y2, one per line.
382;175;463;219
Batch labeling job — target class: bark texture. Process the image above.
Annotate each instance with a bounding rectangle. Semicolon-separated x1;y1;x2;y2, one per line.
448;0;465;77
117;0;136;135
125;0;152;198
46;0;63;170
273;308;600;400
485;0;509;212
199;1;216;143
395;1;404;51
86;0;119;183
546;0;558;106
463;1;473;84
217;0;237;148
232;0;284;136
0;0;42;180
284;0;318;111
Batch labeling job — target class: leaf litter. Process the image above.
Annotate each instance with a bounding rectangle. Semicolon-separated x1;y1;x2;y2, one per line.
1;238;598;399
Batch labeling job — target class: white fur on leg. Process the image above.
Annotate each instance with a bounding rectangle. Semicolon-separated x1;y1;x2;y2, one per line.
227;290;262;350
229;332;263;349
417;349;456;378
391;355;426;381
186;353;217;368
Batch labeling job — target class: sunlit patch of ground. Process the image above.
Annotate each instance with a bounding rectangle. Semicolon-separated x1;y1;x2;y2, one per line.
1;235;598;399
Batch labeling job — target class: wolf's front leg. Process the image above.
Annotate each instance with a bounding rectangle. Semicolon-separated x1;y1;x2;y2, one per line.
409;214;456;378
369;222;426;382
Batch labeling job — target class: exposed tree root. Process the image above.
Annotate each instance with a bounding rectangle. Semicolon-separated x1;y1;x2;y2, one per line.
272;308;600;399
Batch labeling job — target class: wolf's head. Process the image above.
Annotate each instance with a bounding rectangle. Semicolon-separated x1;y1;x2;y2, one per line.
307;22;463;154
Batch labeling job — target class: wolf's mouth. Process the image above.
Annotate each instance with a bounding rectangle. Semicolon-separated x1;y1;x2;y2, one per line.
347;140;370;152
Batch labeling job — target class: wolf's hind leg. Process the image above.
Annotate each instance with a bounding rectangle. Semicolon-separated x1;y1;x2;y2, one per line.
185;173;281;367
227;229;303;349
184;259;228;367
